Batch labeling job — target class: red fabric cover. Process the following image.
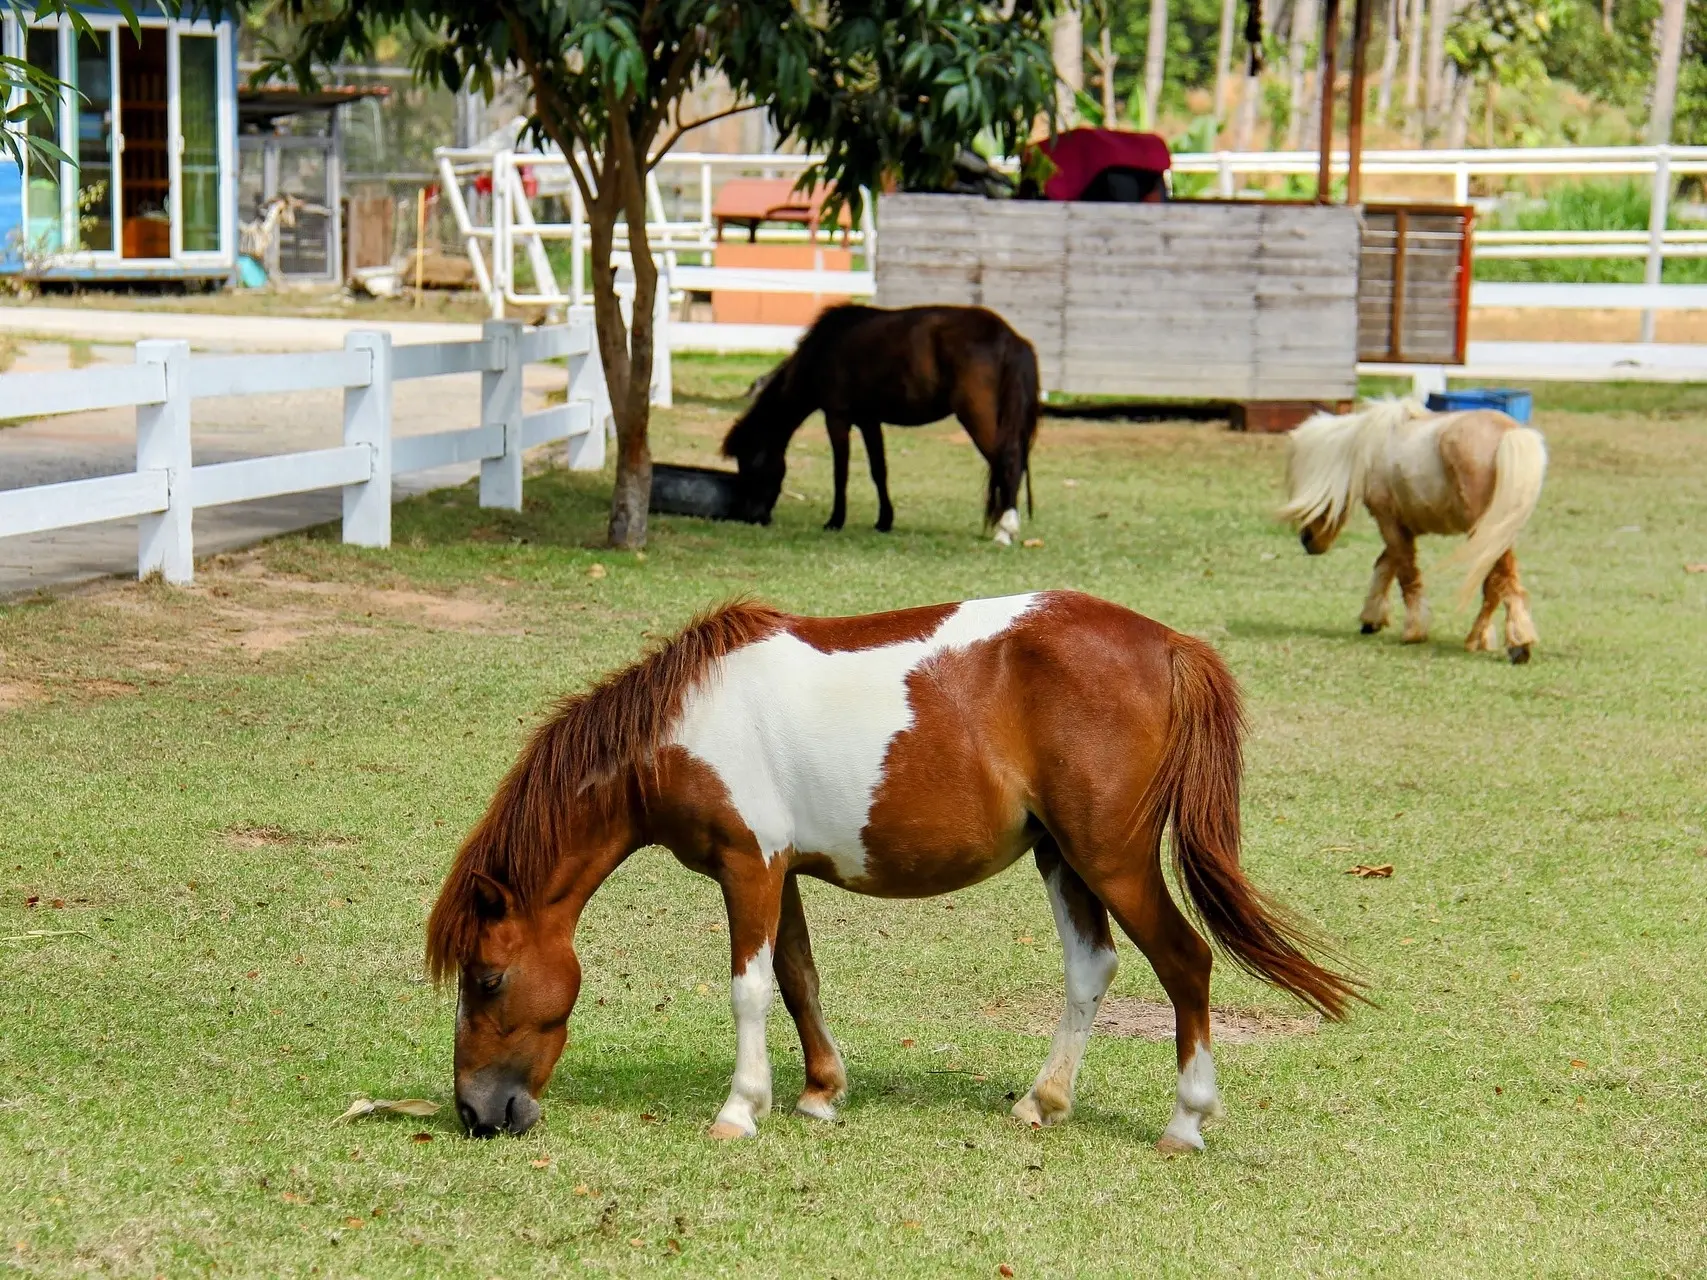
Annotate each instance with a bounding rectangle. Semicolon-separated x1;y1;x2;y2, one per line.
1038;128;1172;202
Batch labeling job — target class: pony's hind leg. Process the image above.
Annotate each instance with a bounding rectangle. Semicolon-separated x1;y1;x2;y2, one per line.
1468;549;1538;663
824;414;852;531
1360;549;1398;634
709;859;787;1140
1067;833;1220;1153
1013;838;1118;1129
775;874;847;1120
856;421;894;532
1388;524;1431;643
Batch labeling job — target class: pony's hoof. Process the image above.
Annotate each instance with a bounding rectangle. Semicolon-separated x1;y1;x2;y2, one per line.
794;1092;839;1122
1011;1089;1071;1129
992;529;1014;547
823;518;845;533
1507;644;1531;665
1360;622;1379;635
707;1120;754;1141
1155;1133;1203;1157
875;516;894;534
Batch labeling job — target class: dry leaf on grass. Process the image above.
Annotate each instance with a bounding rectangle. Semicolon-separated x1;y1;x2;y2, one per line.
1022;538;1045;548
332;1097;440;1125
586;564;607;580
1685;563;1707;574
1345;864;1395;878
1569;1058;1589;1069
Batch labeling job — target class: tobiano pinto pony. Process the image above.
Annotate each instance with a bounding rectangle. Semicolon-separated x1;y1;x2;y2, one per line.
720;304;1041;544
1280;398;1549;663
427;592;1360;1152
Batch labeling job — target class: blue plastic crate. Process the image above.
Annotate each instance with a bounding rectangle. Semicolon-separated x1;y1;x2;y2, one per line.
1425;388;1533;424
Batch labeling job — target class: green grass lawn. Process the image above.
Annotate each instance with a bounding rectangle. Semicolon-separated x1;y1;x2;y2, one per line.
2;364;1704;1277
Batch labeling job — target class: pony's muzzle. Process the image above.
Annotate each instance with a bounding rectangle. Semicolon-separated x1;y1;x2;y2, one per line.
457;1072;540;1138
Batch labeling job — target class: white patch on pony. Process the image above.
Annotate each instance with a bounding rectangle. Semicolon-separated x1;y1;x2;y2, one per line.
712;943;774;1138
670;595;1040;880
993;507;1021;546
1014;866;1118;1127
1159;1042;1222;1151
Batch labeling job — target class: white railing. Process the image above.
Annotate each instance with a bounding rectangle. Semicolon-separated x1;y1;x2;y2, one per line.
0;317;615;585
435;147;875;319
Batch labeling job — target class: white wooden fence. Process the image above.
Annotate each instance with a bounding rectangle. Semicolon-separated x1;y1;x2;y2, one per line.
0;318;611;585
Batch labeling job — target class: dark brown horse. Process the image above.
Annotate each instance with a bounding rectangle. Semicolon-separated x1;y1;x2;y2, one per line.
428;592;1361;1151
721;304;1042;543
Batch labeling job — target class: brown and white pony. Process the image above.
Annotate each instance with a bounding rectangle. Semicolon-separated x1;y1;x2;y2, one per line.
427;593;1359;1152
1280;398;1548;663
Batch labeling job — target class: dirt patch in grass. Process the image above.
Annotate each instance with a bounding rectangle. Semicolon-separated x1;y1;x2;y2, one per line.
0;679;45;711
988;993;1319;1044
222;824;295;848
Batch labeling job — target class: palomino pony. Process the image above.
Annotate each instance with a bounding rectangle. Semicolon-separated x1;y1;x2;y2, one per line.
720;304;1041;544
1279;398;1548;663
428;592;1359;1152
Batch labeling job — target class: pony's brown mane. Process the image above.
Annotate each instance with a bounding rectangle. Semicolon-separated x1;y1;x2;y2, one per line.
426;599;786;981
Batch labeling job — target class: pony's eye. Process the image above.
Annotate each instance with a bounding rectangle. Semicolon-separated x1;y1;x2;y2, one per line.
477;972;504;995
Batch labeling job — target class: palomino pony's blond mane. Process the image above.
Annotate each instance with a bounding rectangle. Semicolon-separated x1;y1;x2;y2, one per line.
1277;397;1430;530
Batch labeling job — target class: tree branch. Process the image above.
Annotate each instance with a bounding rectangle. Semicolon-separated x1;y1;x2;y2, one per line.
649;102;762;166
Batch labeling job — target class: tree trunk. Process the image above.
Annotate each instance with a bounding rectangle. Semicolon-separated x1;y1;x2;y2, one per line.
1404;0;1424;118
1376;0;1402;118
1215;0;1239;128
1424;0;1449;130
1236;70;1262;148
1649;0;1685;145
1444;65;1471;147
1288;0;1319;149
1053;6;1084;125
1144;0;1169;128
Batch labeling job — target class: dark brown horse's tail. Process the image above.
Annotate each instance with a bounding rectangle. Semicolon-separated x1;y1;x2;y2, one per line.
988;335;1041;526
1148;634;1364;1020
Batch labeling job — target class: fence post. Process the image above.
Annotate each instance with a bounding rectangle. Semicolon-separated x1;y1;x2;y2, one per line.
1641;145;1672;345
651;274;674;409
565;315;607;472
342;330;393;548
1216;152;1234;198
1453;162;1470;205
1411;366;1448;398
135;339;192;584
480;318;525;510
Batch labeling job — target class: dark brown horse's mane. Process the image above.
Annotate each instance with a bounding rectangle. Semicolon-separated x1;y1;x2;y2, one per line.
425;599;786;981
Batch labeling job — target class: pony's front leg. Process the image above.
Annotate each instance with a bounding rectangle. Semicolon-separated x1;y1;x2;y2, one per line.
1359;550;1397;634
857;421;894;533
824;415;852;531
708;859;786;1140
1389;526;1431;643
775;874;847;1120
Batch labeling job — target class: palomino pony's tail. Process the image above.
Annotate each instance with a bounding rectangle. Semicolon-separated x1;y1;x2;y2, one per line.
1147;634;1365;1020
1444;425;1548;609
987;336;1041;527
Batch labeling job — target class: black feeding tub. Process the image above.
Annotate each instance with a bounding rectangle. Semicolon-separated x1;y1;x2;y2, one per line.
649;463;752;522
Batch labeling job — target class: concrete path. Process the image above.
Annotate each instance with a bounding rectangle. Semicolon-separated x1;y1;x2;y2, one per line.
1;322;572;599
0;305;485;352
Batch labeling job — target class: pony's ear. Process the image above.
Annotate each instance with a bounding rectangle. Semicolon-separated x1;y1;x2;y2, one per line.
469;871;515;921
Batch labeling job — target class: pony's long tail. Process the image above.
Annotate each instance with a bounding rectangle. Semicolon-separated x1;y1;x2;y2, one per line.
1444;425;1548;609
987;338;1041;527
1147;634;1364;1020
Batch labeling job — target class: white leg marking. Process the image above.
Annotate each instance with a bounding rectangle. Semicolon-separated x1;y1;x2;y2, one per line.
1158;1043;1222;1152
1013;867;1117;1128
712;944;774;1138
993;507;1021;546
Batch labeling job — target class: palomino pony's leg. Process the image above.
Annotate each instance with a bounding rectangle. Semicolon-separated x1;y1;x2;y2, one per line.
1359;549;1397;634
856;421;895;533
774;873;847;1120
1066;833;1221;1153
1467;549;1538;663
1013;838;1118;1129
824;414;852;531
709;860;788;1140
1383;522;1430;643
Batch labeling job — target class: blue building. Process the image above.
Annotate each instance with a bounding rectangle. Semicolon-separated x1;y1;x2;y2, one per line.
0;6;239;282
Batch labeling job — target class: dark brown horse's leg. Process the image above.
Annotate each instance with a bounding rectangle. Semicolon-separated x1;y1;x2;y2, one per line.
1067;832;1219;1153
857;421;894;532
1012;837;1117;1129
775;873;847;1120
824;415;852;531
708;857;788;1140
